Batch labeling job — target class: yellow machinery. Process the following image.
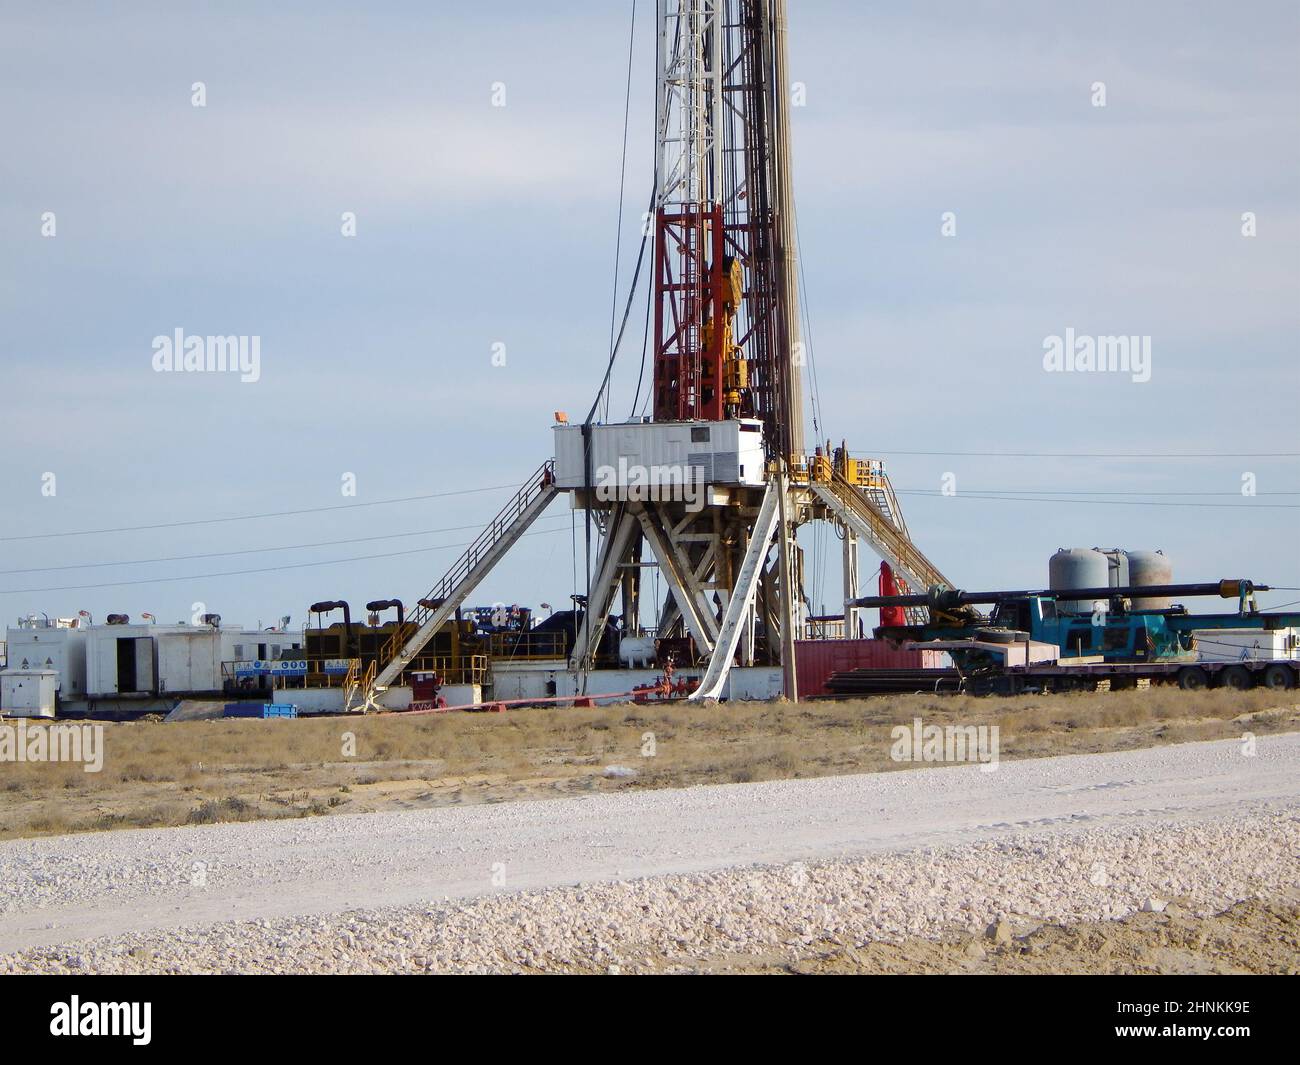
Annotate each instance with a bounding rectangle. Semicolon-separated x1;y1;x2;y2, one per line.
305;617;488;686
702;257;749;413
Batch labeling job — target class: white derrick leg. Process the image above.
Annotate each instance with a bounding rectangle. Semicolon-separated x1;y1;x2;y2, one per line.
635;505;717;657
842;525;860;639
569;508;639;670
689;481;781;700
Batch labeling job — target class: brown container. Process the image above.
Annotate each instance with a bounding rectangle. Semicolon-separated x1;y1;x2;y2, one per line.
794;639;945;699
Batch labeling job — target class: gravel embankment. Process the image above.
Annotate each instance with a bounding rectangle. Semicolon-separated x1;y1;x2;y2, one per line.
3;734;1296;956
2;810;1296;973
2;735;1297;972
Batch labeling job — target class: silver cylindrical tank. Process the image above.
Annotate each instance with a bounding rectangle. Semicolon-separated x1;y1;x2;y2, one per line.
619;635;657;668
1126;550;1173;611
1097;548;1130;589
1049;548;1111;614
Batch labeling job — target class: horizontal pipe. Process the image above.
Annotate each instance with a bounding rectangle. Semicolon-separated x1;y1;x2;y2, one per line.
852;580;1267;610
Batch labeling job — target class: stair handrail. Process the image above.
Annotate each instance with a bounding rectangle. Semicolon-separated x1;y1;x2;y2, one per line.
375;460;556;675
828;468;949;591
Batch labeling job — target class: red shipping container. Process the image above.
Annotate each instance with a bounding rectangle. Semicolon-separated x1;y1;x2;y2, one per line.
793;639;946;699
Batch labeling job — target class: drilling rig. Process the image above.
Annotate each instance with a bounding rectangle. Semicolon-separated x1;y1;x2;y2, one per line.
364;0;949;706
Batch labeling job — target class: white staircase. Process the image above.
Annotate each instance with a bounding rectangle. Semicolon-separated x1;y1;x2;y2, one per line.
371;460;559;693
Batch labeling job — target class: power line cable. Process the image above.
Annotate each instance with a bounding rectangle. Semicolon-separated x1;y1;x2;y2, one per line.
792;208;824;439
0;515;574;576
0;483;519;543
896;488;1300;497
893;490;1300;510
868;449;1300;459
604;0;639;422
0;527;571;596
630;253;655;419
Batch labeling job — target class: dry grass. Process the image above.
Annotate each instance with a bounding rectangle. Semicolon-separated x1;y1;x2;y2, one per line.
0;687;1294;840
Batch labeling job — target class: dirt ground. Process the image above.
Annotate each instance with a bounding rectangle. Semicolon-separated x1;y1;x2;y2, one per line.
688;896;1300;975
0;687;1295;840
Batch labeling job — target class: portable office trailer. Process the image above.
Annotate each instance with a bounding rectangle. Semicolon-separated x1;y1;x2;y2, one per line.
2;626;89;697
0;670;59;718
1194;627;1299;663
69;623;300;698
553;418;767;491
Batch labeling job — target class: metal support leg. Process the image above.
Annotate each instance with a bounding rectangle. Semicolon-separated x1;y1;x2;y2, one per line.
636;505;717;657
842;525;860;639
569;507;639;670
689;482;781;701
777;472;799;700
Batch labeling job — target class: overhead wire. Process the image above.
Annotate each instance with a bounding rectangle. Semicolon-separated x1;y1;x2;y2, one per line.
792;208;824;440
578;0;654;687
0;483;519;543
896;488;1300;497
892;490;1300;510
603;0;639;422
864;449;1300;460
0;515;574;576
0;526;571;596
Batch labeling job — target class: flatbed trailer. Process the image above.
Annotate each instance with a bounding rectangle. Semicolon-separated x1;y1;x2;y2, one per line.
1008;656;1297;694
824;656;1299;697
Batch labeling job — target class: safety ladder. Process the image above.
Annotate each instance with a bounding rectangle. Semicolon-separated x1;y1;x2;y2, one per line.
369;460;559;695
813;470;949;625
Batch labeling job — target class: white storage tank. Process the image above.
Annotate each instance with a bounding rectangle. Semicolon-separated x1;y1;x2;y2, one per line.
1126;550;1173;611
1;670;59;718
1096;548;1130;589
619;635;657;668
1049;548;1110;615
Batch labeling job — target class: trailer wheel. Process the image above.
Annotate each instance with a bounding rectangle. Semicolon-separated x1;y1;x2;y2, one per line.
1176;666;1209;691
1219;665;1254;691
1262;663;1296;690
974;628;1027;645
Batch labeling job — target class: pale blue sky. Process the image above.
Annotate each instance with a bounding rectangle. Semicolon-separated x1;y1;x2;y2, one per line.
1;0;1297;629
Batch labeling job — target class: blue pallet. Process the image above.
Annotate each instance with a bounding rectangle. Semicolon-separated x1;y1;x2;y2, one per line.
223;703;299;719
265;703;298;718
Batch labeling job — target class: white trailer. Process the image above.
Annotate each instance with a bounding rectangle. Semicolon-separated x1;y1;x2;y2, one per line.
553;418;766;492
5;620;303;703
1194;628;1299;664
3;625;89;697
0;670;58;718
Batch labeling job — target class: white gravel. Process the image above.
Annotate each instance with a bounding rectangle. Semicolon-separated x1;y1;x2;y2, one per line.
0;734;1296;972
2;811;1295;974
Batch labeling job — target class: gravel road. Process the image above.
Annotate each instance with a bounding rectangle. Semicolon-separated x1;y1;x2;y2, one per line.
1;734;1296;969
